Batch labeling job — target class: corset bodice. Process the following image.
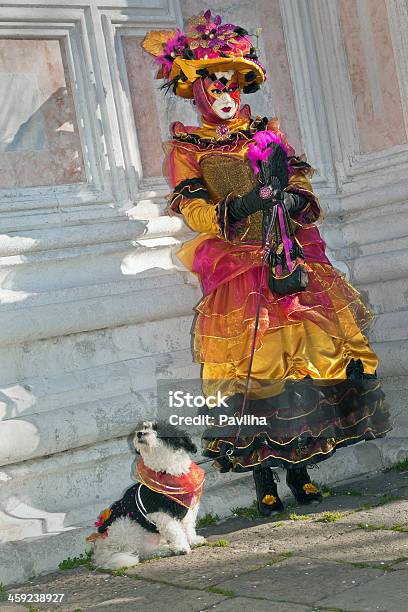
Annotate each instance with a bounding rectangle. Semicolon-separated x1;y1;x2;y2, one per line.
199;153;263;242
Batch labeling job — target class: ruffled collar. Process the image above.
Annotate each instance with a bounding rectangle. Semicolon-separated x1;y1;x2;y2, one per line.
136;458;205;509
171;111;268;147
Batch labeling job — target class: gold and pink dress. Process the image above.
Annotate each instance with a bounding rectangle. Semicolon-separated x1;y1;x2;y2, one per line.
165;111;390;472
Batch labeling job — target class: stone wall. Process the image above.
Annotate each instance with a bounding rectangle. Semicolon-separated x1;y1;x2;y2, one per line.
0;0;407;585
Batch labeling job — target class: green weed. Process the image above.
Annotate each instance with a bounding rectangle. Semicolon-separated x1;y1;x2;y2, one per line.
206;587;236;597
197;512;220;528
317;511;345;523
386;458;408;472
231;500;264;520
0;583;7;601
58;549;94;570
207;538;230;547
288;512;313;521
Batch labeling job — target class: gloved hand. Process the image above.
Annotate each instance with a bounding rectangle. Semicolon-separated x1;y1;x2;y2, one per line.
227;184;280;223
228;187;307;223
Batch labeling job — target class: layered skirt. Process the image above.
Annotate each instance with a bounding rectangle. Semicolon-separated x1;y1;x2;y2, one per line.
177;223;391;472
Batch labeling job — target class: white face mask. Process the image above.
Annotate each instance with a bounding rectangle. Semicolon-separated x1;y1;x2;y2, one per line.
211;93;237;120
209;70;238;120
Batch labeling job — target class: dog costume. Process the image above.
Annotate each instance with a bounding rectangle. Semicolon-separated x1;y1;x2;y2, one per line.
94;459;205;536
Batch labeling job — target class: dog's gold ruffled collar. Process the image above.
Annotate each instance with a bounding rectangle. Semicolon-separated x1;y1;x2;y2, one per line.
136;459;205;509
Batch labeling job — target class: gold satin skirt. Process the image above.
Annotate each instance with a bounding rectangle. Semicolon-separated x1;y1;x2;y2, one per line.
202;319;378;400
194;263;390;470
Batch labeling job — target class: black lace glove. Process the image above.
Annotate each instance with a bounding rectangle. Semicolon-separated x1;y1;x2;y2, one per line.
227;185;279;223
227;188;307;223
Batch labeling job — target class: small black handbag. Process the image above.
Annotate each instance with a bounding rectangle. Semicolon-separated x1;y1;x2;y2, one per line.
269;258;309;295
258;142;309;296
267;202;309;295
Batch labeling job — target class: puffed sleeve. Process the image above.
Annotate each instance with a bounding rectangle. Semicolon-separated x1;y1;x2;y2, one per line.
164;141;220;234
285;157;321;225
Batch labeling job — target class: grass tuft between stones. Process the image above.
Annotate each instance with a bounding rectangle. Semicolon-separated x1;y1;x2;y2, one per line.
206;538;230;547
58;549;95;571
288;512;313;521
231;500;264;520
357;522;408;533
264;551;294;567
317;511;345;523
321;484;362;498
206;586;236;597
336;488;363;497
111;567;129;576
377;493;403;505
386;458;408;472
0;583;7;601
313;607;360;612
197;512;220;528
231;499;288;520
142;554;162;563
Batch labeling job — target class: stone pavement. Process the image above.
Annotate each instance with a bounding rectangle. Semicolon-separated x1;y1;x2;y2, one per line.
1;468;408;612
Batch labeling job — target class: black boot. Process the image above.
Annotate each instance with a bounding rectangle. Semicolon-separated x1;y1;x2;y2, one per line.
286;465;323;505
253;466;284;516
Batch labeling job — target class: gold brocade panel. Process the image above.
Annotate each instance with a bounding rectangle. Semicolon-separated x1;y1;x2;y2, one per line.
199;154;264;242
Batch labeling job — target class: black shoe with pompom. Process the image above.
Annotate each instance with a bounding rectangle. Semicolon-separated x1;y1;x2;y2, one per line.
286;465;323;505
253;466;284;516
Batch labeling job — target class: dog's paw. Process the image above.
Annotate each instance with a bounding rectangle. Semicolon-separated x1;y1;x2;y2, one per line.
190;535;206;547
171;545;191;556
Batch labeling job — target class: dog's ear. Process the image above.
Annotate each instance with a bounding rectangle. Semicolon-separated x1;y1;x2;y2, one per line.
180;436;197;454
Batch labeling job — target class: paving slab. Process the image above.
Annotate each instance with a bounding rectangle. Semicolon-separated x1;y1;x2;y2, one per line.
213;555;385;605
333;499;408;529
208;596;312;611
341;471;408;497
5;568;224;612
82;583;224;612
127;527;284;588
209;520;407;564
130;521;407;587
297;493;375;514
3;470;408;611
392;558;408;570
317;569;408;612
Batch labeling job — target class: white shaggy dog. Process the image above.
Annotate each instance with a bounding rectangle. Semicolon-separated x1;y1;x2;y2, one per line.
88;421;206;569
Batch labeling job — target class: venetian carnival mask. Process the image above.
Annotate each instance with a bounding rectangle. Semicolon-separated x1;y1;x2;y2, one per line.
205;70;240;120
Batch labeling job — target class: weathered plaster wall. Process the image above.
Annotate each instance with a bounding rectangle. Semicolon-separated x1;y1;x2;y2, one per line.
0;38;85;188
0;0;407;586
121;37;164;178
338;0;407;153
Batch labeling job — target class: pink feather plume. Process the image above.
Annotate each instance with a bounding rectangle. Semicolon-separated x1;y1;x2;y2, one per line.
247;130;291;174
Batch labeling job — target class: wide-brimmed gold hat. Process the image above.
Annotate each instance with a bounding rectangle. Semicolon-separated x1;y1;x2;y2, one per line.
142;10;266;98
168;56;265;99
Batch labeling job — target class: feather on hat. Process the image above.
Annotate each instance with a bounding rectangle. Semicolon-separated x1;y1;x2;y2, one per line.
142;10;266;98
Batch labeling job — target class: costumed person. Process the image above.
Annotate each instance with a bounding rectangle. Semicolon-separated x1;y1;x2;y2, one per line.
142;11;391;515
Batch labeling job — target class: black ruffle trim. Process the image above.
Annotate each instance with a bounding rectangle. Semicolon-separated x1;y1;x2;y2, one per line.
173;116;269;148
216;193;247;241
200;363;390;472
172;177;210;201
